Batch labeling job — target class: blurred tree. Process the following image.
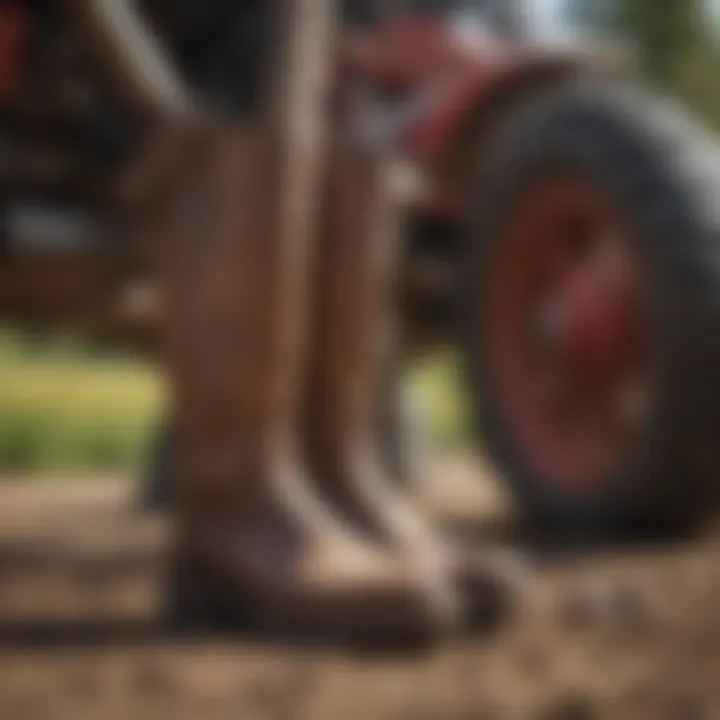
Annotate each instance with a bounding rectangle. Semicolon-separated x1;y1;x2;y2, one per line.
566;0;720;129
618;0;698;86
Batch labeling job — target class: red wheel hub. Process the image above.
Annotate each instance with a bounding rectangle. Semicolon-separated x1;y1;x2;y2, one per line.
489;176;647;488
542;244;639;387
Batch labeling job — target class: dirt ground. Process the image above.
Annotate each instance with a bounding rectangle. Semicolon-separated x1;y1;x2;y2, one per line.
0;456;719;720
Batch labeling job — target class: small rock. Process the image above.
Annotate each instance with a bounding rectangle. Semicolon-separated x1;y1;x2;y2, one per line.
669;695;720;720
607;582;662;637
537;693;597;720
559;586;608;630
560;579;662;638
67;668;102;701
515;644;550;680
129;660;176;697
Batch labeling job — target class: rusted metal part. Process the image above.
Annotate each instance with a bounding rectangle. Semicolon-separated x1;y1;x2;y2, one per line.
62;0;196;120
343;15;625;172
0;2;25;104
0;252;118;324
59;0;204;217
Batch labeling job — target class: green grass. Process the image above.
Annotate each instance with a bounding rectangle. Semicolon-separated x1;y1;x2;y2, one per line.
407;352;472;451
0;329;164;473
0;327;469;474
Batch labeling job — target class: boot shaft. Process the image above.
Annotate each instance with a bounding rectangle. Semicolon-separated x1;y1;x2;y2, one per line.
153;0;335;504
306;146;405;467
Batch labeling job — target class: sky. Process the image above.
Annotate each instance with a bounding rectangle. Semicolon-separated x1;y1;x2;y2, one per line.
708;0;720;24
529;0;720;39
526;0;572;38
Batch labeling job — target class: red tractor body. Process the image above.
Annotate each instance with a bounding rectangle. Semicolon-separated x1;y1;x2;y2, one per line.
336;11;608;345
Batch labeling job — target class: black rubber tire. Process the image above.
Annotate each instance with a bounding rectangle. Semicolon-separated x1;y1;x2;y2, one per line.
462;82;720;540
141;378;431;510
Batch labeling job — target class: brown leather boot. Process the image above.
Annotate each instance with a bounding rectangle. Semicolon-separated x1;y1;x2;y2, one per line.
304;143;526;628
153;1;457;644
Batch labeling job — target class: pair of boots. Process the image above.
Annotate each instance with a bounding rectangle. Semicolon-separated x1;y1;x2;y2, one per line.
154;1;523;643
156;125;523;643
